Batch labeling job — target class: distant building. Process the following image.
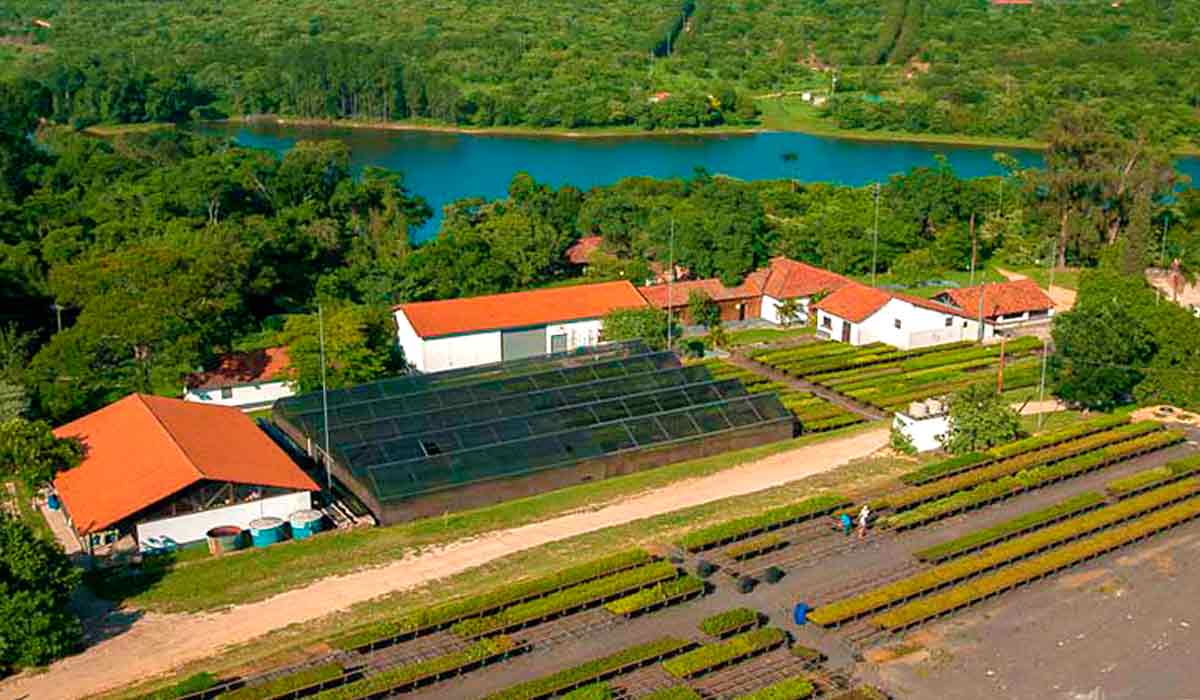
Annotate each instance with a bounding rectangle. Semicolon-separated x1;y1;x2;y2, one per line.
394;281;648;373
932;279;1056;329
184;347;294;412
814;283;995;349
53;394;318;554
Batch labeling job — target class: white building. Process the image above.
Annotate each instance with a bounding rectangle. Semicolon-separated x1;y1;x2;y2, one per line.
932;279;1056;329
184;347;295;412
758;256;855;325
893;398;952;453
394;281;649;373
814;283;995;349
53;394;319;553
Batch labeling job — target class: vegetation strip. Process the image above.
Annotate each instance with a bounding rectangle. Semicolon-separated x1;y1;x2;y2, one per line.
810;480;1200;627
561;684;613;700
699;608;760;637
872;496;1200;632
604;575;705;617
309;637;519;700
884;431;1186;530
677;495;849;552
641;689;702;700
884;422;1167;512
827;687;890;700
724;534;786;561
662;628;786;679
913;492;1107;563
902;415;1129;486
1106;455;1200;499
482;637;694;700
732;676;815;700
453;561;678;637
217;663;344;700
330;549;652;650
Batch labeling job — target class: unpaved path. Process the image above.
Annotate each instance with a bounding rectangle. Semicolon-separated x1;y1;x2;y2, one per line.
995;267;1076;311
1;428;888;700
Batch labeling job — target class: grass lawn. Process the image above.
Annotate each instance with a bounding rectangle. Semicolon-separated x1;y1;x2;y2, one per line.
85;422;882;614
82;122;175;137
849;268;1010;299
1019;409;1084;435
688;326;815;349
101;441;917;700
1004;266;1083;291
3;479;54;541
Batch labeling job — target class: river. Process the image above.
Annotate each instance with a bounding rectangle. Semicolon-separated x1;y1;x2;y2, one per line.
195;122;1200;241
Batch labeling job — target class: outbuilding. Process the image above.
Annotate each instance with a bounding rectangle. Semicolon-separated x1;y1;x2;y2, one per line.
932;279;1056;329
53;394;319;554
814;283;995;349
184;347;295;412
393;281;648;373
759;257;854;325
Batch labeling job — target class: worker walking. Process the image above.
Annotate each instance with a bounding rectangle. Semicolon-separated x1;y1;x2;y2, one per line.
857;504;871;539
839;512;853;536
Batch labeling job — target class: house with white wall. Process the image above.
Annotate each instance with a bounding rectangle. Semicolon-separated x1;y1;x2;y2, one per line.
53;394;319;554
394;281;648;373
184;347;294;412
813;283;995;349
932;279;1056;329
759;257;855;325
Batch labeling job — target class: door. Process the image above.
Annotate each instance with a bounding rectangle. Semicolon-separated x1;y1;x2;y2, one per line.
550;333;568;354
502;327;548;361
841;321;852;343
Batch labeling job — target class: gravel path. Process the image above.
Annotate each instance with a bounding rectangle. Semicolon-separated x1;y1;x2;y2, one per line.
0;428;888;700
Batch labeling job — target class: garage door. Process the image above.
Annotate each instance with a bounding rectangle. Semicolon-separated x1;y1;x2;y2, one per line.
502;327;547;361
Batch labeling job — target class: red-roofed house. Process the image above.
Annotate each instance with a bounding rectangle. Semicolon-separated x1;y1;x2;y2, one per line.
393;281;648;373
184;347;295;412
932;279;1056;328
53;394;319;553
760;257;855;324
813;283;996;349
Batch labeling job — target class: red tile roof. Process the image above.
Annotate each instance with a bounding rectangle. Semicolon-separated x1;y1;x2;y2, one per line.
812;283;893;323
936;279;1056;318
762;257;854;299
638;268;771;308
565;236;603;265
185;347;291;390
395;281;648;338
53;394;318;534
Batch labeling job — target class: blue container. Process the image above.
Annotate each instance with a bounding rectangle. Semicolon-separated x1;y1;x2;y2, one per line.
249;517;286;548
793;603;810;626
289;510;324;540
47;494;61;511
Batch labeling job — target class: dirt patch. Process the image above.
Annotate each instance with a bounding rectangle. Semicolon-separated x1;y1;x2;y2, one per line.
1056;569;1113;591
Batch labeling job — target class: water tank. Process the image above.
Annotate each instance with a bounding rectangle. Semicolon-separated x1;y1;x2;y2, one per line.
47;493;61;511
289;510;324;541
249;517;286;548
909;401;928;418
206;526;245;556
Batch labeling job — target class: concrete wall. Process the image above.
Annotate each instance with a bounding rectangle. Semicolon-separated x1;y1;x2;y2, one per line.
761;295;811;325
893;412;951;453
545;319;602;353
818;300;994;349
134;490;311;548
184;380;295;412
344;419;795;525
396;312;607;374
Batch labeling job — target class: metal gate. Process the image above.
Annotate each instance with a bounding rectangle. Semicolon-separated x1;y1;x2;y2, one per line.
502;326;547;361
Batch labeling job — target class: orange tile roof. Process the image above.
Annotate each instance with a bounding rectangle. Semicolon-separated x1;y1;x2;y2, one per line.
565;236;603;265
936;279;1056;318
762;257;854;299
53;394;318;534
812;283;893;323
395;281;648;338
639;268;771;308
185;347;291;390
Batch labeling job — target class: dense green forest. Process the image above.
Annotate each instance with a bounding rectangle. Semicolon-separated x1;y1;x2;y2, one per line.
0;0;1197;141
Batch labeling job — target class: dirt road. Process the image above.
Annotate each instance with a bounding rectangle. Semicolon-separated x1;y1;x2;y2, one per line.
0;428;888;700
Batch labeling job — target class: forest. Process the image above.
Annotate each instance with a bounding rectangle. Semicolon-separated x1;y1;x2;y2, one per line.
0;0;1197;142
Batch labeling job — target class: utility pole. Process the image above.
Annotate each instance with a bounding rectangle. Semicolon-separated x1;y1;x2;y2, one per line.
667;218;675;353
871;183;881;287
968;212;978;285
51;303;63;333
1161;212;1171;270
318;304;332;493
1036;234;1058;430
976;283;988;343
997;337;1007;393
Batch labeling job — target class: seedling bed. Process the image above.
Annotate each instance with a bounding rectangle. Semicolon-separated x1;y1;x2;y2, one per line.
678;496;849;553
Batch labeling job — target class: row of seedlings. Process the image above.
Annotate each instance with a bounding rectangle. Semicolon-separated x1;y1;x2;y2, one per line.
678;495;851;554
871;493;1200;632
1105;454;1200;500
809;478;1200;628
693;359;865;432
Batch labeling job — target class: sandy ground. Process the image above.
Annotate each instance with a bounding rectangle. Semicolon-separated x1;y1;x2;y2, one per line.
997;268;1077;311
0;428;888;700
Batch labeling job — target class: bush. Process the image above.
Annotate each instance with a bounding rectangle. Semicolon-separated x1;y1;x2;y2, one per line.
736;576;757;594
763;566;785;584
0;513;82;673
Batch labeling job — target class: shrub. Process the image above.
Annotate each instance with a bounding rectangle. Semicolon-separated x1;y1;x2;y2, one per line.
662;628;785;679
699;608;759;637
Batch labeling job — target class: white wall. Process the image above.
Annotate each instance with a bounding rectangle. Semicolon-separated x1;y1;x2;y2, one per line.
817;300;994;349
545;319;602;353
396;312;609;374
761;295;810;325
990;308;1055;328
135;490;312;548
814;310;860;344
184;380;295;412
893;413;951;453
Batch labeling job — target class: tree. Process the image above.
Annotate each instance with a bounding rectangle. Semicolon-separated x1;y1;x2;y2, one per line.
602;308;678;351
0;513;82;673
284;305;404;392
941;384;1022;455
0;418;85;489
687;290;721;329
775;298;802;327
0;382;28;421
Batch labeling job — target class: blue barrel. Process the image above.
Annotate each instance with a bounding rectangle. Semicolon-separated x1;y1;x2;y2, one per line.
47;493;61;511
289;510;324;540
793;603;810;626
249;517;286;548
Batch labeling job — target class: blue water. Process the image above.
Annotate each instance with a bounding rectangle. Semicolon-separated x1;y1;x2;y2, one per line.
196;123;1199;241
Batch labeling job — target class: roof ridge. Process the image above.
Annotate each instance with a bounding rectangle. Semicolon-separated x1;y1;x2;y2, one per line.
135;394;208;482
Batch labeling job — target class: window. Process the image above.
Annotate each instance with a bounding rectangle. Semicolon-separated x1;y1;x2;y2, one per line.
220;386;233;399
945;317;953;327
894;319;903;330
822;316;833;329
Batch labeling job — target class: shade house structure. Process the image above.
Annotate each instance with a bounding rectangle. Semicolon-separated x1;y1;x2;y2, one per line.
272;341;795;524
